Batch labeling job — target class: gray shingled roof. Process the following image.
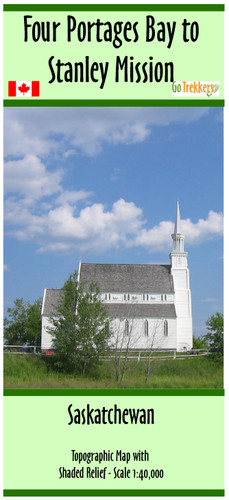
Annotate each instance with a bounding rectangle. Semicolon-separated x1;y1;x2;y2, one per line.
80;263;174;293
104;303;176;318
42;289;63;315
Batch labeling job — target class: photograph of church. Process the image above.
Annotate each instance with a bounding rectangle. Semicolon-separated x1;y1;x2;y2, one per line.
41;201;193;353
4;106;223;388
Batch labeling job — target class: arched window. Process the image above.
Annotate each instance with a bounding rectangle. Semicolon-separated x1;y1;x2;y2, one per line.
144;320;149;336
164;320;168;337
125;319;129;335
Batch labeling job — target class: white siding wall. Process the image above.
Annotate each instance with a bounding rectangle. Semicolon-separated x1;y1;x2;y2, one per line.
176;318;193;351
172;269;189;290
42;315;177;351
41;316;55;350
171;268;193;351
109;317;177;350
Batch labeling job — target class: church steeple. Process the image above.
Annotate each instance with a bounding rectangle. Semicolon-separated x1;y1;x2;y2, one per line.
169;202;193;350
171;200;185;253
170;201;187;268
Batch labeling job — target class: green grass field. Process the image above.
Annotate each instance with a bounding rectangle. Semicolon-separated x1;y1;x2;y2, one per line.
4;352;223;388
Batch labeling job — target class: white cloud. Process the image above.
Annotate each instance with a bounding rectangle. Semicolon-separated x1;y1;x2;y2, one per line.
6;198;144;252
182;211;223;244
44;198;143;248
133;220;174;250
133;211;223;251
55;190;93;205
4;107;222;255
4;107;210;159
4;155;62;201
4;198;45;239
4;191;223;253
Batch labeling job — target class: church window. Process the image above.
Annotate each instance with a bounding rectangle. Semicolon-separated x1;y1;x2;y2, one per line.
164;320;168;336
125;319;129;335
144;320;149;336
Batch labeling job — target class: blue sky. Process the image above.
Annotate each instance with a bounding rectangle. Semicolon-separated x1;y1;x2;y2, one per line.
4;106;223;336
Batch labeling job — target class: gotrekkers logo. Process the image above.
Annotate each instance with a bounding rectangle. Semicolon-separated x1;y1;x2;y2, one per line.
172;81;220;97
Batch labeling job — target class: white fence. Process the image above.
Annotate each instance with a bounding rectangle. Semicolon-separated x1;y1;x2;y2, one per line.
4;345;210;360
100;349;210;361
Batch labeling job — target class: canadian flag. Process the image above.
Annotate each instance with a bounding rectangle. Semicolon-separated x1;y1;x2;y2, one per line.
8;81;40;97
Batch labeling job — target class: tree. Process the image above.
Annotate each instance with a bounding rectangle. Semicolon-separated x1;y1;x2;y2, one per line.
26;299;42;346
203;312;223;361
193;335;208;350
109;305;166;384
109;300;143;383
51;272;110;374
4;298;42;346
144;320;162;383
4;298;28;345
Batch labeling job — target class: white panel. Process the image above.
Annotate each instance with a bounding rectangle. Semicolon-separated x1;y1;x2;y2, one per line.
108;318;177;350
41;316;55;350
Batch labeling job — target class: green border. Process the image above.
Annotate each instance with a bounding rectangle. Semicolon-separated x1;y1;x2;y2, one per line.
3;6;225;497
3;4;225;11
3;3;224;106
4;388;225;396
3;489;225;496
3;99;225;107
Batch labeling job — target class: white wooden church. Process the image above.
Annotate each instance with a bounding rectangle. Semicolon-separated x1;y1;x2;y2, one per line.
41;202;193;352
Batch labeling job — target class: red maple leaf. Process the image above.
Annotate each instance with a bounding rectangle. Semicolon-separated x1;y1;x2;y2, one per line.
18;82;30;95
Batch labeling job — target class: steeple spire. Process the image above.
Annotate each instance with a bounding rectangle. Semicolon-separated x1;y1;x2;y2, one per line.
170;201;187;268
171;200;184;252
174;200;182;234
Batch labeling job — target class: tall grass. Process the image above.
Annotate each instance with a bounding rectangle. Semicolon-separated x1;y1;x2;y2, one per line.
4;353;223;388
